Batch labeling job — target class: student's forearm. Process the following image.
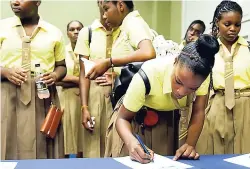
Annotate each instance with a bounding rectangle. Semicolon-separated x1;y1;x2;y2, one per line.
54;65;66;82
54;60;67;82
56;81;78;88
79;60;90;106
111;47;155;67
116;116;135;147
186;109;205;147
62;75;79;84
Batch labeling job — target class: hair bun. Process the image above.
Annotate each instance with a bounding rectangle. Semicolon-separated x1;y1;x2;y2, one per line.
196;34;219;59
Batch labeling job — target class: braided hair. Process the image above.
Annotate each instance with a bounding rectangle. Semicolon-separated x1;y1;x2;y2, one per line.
178;34;219;79
211;0;242;37
178;34;219;78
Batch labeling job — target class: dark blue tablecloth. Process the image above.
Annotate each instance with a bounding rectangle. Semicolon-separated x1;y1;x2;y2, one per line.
2;154;249;169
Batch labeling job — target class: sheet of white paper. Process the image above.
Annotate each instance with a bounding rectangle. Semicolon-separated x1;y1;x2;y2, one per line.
114;154;193;169
80;57;95;75
224;153;250;168
0;162;17;169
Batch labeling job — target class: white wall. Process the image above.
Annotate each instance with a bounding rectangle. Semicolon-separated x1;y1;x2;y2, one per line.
182;0;250;41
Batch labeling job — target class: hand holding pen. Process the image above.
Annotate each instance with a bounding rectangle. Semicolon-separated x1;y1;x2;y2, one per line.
127;134;154;164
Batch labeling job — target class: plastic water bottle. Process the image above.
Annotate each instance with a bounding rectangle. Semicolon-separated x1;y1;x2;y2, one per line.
35;64;50;99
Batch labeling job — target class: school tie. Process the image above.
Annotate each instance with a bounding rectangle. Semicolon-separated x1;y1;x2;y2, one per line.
69;50;79;76
106;31;113;59
106;30;114;87
17;26;40;105
223;44;240;110
20;36;32;105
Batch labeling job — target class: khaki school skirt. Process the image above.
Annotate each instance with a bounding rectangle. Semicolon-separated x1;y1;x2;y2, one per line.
1;80;64;160
61;87;83;155
196;90;250;154
104;98;179;157
82;81;113;158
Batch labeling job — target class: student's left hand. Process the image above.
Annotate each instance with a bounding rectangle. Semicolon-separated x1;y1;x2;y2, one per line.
95;72;116;86
86;59;110;80
173;143;199;161
41;72;58;86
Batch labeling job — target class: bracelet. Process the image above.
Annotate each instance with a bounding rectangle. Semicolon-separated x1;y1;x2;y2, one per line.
81;105;88;111
110;57;114;68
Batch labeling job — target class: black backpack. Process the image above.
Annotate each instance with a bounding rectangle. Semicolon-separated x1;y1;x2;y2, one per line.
111;65;151;109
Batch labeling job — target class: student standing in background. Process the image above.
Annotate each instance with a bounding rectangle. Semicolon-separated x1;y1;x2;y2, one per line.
1;0;66;159
179;20;206;50
196;0;250;154
86;0;156;80
57;20;84;158
74;0;119;158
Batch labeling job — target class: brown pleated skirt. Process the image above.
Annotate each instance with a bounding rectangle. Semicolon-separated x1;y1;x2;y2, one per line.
1;80;64;160
196;90;250;154
61;87;82;155
82;81;113;158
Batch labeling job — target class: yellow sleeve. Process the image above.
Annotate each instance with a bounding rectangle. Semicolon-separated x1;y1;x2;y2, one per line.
195;75;210;96
74;27;90;56
54;31;66;62
123;73;146;112
126;18;152;49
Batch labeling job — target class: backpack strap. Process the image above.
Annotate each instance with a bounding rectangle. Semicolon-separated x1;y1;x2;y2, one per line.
88;26;92;47
138;69;151;95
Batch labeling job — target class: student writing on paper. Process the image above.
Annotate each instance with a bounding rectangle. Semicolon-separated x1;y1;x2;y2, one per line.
112;35;219;163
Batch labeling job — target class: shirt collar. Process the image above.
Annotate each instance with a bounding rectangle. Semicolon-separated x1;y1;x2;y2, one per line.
218;36;249;47
120;10;140;30
66;43;73;52
91;19;105;31
12;15;48;32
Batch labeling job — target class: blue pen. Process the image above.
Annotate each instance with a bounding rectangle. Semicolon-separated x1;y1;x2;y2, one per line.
134;134;154;162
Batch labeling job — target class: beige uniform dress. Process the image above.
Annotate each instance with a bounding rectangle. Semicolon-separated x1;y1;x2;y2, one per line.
60;44;83;155
0;16;65;159
196;37;250;154
74;19;120;157
105;57;209;157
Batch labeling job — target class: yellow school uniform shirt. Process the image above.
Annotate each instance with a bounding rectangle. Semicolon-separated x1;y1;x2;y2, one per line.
74;19;119;59
212;36;250;90
123;57;209;112
0;16;65;72
65;44;79;77
111;10;153;59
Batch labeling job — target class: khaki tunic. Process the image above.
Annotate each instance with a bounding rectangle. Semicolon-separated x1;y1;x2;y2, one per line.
82;81;113;157
1;80;64;160
196;90;250;154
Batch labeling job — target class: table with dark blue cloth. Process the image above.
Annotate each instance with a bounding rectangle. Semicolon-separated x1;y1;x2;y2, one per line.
2;154;249;169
